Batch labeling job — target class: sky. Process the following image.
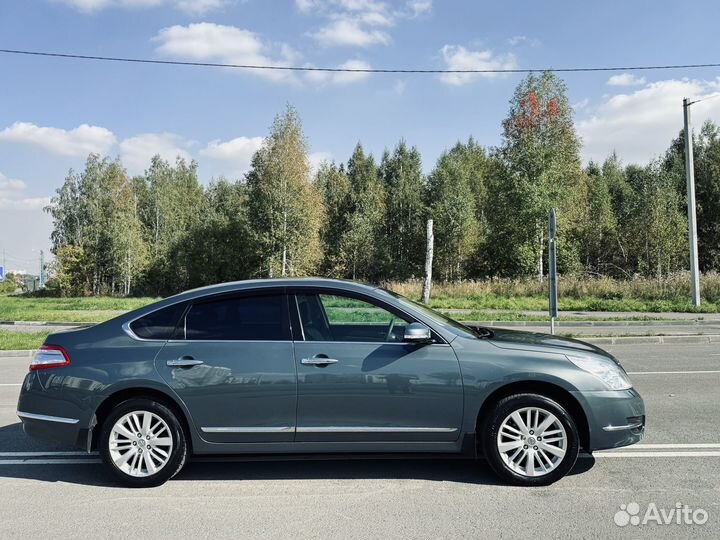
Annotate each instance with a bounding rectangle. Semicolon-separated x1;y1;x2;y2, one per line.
2;0;720;273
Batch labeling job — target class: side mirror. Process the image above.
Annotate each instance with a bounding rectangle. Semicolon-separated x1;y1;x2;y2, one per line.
403;322;432;344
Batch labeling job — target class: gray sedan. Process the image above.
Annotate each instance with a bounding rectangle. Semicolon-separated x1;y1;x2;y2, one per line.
17;278;644;487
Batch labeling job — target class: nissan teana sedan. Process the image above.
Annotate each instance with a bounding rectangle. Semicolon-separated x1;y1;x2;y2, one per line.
17;278;644;487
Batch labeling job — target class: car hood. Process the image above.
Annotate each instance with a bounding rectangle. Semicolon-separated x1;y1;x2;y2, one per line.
472;326;619;364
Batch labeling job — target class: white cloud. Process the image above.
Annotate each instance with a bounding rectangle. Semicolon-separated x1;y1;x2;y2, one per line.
301;0;427;47
572;97;590;111
0;172;50;211
54;0;227;14
406;0;431;16
120;133;192;175
200;136;264;175
309;151;333;176
607;73;647;87
0;122;116;156
439;45;517;86
578;78;720;164
393;79;407;95
310;18;391;47
153;23;299;82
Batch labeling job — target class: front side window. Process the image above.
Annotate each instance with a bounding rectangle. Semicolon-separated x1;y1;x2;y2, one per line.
296;293;409;342
184;294;289;341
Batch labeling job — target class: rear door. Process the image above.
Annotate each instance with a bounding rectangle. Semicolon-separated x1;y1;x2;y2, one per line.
155;290;297;443
292;290;463;443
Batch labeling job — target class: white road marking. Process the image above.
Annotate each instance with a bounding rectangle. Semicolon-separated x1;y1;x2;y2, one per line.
629;443;720;449
626;370;720;375
0;384;21;387
0;451;95;457
590;451;720;458
0;459;100;465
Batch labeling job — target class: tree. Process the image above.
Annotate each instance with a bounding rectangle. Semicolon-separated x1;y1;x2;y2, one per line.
427;139;485;280
46;155;147;295
581;161;619;275
664;121;720;271
626;162;687;277
341;143;386;280
246;105;324;277
187;178;253;287
136;156;205;295
488;71;586;278
379;140;426;279
317;162;352;277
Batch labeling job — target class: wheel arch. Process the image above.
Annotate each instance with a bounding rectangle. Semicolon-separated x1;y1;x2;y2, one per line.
90;386;194;453
475;380;590;452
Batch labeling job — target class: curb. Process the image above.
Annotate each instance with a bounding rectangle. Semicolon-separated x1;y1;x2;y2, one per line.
581;334;720;345
0;350;35;357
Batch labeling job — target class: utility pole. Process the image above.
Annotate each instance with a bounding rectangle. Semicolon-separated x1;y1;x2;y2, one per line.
683;98;701;306
39;249;45;288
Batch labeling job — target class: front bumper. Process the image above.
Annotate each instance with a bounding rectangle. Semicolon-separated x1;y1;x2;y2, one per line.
572;387;645;451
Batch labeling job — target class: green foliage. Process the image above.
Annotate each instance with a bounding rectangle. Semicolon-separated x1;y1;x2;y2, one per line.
42;92;720;297
380;140;427;279
246;105;324;277
427;139;485;280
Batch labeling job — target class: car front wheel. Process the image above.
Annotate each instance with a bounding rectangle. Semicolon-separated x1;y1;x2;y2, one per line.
482;393;580;486
100;398;187;487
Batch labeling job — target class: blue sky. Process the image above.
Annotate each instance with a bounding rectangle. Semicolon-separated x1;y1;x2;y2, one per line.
2;0;720;272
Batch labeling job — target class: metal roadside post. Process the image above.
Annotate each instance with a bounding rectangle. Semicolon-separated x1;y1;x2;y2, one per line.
548;209;558;335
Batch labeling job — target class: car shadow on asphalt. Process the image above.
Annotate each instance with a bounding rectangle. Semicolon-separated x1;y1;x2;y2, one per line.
0;422;596;488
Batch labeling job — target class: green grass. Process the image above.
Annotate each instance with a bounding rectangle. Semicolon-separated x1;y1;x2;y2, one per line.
0;330;52;350
0;296;157;323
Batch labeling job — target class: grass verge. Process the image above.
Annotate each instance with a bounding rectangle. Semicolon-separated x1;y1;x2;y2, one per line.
0;330;52;350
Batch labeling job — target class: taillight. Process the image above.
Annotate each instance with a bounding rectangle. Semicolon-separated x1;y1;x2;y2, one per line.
30;345;71;371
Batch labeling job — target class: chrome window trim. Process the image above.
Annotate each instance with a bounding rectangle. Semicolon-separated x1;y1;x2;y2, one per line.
201;426;294;433
296;426;458;433
17;411;80;425
602;422;644;432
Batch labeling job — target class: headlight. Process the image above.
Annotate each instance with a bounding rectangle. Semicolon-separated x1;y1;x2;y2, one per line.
567;354;633;390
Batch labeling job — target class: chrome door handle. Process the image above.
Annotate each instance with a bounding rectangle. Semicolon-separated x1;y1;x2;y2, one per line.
167;358;204;367
301;357;339;366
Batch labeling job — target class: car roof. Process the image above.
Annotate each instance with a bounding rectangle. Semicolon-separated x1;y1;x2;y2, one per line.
168;277;380;301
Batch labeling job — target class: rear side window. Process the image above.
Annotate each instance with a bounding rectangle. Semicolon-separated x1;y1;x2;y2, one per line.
129;302;187;340
184;294;289;341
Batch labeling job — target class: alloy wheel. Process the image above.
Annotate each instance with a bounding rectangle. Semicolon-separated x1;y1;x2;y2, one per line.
108;410;174;478
496;406;567;477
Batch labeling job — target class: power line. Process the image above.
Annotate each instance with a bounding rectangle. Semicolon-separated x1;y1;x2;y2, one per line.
2;48;720;75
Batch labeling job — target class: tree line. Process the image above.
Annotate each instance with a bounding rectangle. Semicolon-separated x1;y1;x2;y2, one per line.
45;72;720;297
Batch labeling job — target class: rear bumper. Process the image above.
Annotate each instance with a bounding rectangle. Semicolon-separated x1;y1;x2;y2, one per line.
16;371;92;449
17;411;88;448
572;387;645;451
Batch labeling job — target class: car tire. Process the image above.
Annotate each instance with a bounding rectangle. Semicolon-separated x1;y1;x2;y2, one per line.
481;393;580;486
100;398;188;487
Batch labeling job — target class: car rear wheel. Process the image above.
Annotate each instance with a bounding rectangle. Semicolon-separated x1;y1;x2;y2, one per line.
100;398;187;487
481;393;580;486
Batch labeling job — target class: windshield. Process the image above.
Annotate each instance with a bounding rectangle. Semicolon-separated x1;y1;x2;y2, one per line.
381;288;480;340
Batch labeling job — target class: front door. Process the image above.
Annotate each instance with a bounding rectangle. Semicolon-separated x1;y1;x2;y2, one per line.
292;291;463;443
155;291;296;443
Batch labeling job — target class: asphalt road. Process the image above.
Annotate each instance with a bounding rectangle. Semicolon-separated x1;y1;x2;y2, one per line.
0;343;718;539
